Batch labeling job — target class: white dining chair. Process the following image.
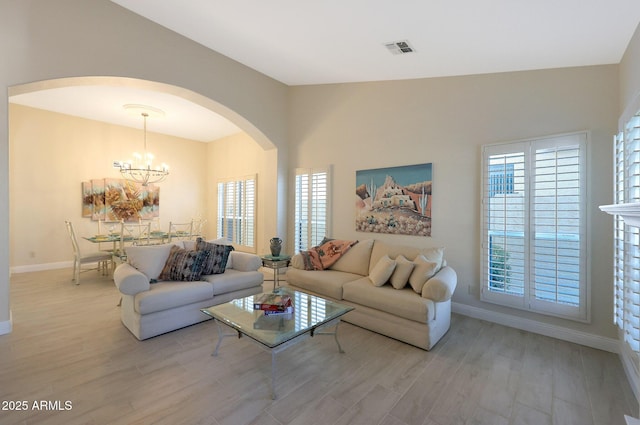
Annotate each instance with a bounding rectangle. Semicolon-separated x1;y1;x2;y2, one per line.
65;220;113;285
191;218;207;239
119;221;152;254
168;221;193;242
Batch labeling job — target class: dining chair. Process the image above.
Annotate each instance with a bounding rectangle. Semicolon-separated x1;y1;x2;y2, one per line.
191;218;207;239
64;220;113;285
119;221;152;255
168;221;193;242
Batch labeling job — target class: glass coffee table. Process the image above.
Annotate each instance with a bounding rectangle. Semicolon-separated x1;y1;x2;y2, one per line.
200;287;354;399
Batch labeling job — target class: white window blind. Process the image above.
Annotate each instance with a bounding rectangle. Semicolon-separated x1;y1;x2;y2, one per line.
613;115;640;355
216;175;256;252
482;132;588;321
293;168;330;253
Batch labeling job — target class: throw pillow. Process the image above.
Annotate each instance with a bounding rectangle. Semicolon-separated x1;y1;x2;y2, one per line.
368;255;396;287
195;237;234;275
390;255;415;289
159;245;211;282
125;243;175;280
420;247;445;271
408;255;439;293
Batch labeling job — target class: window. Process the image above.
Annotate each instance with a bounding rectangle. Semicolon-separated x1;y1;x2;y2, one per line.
216;175;256;252
481;132;588;321
613;116;640;356
293;167;330;253
488;163;515;197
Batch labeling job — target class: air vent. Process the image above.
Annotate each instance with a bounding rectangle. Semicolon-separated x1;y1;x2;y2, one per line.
384;40;415;55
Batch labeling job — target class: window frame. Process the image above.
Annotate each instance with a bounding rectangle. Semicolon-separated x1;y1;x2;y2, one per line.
481;132;589;322
292;167;331;254
216;174;257;253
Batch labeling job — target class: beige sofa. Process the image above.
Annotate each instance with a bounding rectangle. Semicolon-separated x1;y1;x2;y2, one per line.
113;242;263;340
286;239;457;350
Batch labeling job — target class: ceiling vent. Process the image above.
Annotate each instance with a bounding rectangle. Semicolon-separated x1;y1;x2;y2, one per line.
384;40;415;55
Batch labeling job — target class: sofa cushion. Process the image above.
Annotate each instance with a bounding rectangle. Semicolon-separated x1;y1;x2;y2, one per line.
202;269;264;295
286;268;361;300
343;278;435;323
159;246;211;282
228;251;261;272
195;238;234;274
408;255;439;293
329;239;374;276
125;243;176;280
390;255;415;289
134;280;214;314
369;255;396;287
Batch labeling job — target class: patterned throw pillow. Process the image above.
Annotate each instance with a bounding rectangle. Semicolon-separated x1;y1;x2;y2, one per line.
159;245;211;282
195;237;234;275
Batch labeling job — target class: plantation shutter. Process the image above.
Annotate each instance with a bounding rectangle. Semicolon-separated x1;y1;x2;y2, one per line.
614;131;625;330
216;175;256;252
529;137;586;318
482;132;587;321
294;168;330;253
615;114;640;354
482;143;527;309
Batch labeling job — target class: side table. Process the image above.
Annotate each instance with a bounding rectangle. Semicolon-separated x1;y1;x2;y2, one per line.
260;255;291;291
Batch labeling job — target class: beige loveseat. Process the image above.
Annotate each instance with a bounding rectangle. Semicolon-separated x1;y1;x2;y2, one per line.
286;239;457;350
113;242;263;340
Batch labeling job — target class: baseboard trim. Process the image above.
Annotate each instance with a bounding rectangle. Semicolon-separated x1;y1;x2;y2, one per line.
452;302;619;353
619;343;640;404
11;261;72;274
0;312;12;336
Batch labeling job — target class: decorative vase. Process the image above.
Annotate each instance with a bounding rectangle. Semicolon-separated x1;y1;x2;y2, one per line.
270;237;282;257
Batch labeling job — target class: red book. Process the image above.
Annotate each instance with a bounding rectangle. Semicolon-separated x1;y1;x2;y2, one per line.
253;293;292;311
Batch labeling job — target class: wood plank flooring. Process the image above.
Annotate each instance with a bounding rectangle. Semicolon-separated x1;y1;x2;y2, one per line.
0;268;637;425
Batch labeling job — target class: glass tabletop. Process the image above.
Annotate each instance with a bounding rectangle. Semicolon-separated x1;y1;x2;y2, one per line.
200;287;353;349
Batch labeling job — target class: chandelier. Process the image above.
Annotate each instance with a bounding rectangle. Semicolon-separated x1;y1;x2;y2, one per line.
114;105;169;186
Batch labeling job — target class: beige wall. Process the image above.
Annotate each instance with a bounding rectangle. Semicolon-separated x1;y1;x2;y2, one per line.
9;104;209;269
206;132;278;254
620;23;640;115
289;65;619;340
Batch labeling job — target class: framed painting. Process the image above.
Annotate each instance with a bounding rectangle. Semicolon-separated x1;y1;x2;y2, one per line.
104;179;160;222
81;181;92;217
85;178;160;222
355;163;432;236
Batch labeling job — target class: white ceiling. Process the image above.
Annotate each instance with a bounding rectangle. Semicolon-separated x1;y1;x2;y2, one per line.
10;85;241;143
111;0;640;85
11;1;640;141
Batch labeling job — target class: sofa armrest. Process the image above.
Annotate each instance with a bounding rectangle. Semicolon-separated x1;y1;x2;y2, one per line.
229;251;261;272
114;263;150;296
290;253;304;270
421;266;457;302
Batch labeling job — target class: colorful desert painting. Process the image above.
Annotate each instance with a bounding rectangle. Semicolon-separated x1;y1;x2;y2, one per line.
356;163;432;236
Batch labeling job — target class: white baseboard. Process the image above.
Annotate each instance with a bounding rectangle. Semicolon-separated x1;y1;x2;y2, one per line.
0;311;12;335
10;261;72;274
452;302;619;353
619;344;640;406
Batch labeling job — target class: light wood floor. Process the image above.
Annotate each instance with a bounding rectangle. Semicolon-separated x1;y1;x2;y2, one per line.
1;267;638;425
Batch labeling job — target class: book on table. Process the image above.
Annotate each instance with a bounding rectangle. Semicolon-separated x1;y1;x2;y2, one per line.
263;305;294;316
253;293;293;312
